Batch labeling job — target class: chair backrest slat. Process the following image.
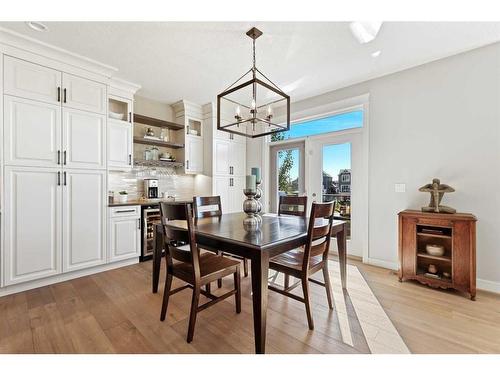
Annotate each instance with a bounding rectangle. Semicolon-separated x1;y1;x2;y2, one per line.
160;202;199;274
302;202;335;270
193;196;222;218
278;195;308;217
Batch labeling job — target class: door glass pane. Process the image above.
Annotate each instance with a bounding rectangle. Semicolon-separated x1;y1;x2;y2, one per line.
322;143;351;238
277;148;300;197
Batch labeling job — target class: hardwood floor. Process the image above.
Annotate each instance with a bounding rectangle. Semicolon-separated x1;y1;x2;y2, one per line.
0;257;499;354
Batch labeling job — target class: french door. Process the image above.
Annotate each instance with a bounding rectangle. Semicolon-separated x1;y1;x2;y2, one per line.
269;141;305;213
308;130;367;257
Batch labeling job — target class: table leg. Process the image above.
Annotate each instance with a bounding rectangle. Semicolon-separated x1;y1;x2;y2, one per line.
152;224;163;293
251;252;269;354
336;224;347;289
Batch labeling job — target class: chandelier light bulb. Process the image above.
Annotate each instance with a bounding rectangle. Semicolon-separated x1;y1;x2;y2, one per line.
236;106;241;116
251;98;256;109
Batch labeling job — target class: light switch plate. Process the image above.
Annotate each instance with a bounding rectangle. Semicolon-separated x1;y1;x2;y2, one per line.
395;183;406;193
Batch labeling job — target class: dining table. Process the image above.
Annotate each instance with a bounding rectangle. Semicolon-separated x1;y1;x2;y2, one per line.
152;212;348;354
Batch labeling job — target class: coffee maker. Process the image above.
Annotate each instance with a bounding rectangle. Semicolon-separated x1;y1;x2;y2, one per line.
144;179;159;199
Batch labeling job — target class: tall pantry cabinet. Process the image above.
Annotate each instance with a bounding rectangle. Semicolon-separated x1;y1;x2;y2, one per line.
2;55;107;285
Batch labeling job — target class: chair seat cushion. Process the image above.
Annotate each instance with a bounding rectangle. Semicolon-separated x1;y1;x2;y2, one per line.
173;252;240;282
269;248;323;272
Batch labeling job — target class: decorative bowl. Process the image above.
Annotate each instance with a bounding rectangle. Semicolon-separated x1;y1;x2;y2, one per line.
426;244;445;256
109;111;126;120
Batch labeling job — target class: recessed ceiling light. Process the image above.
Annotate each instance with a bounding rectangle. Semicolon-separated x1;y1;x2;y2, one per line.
349;21;382;44
371;50;382;58
26;21;49;32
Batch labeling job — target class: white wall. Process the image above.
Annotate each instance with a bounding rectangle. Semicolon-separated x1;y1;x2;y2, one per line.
248;42;500;291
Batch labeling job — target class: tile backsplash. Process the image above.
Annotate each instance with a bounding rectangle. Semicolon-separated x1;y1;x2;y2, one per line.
108;168;195;201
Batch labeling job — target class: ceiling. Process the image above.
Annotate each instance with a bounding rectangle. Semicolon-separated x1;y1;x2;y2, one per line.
2;22;500;104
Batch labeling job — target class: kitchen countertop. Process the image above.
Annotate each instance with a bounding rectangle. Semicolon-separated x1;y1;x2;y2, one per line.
108;198;193;207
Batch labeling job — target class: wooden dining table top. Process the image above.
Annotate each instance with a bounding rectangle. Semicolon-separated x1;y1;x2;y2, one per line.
165;212;347;250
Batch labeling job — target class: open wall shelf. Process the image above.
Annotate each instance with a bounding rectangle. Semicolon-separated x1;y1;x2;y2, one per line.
133;137;184;149
134;114;184;130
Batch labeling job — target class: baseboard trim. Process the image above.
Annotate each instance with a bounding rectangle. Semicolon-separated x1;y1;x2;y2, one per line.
477;278;500;294
0;258;139;297
364;257;399;270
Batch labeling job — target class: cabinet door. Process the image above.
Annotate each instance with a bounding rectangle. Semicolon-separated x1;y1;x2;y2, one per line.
185;135;203;173
4;95;62;167
109;216;141;262
63;108;106;169
214;176;230;213
62;169;106;272
108;120;132;170
4;56;61;105
4;167;62;285
231;176;245;213
62;73;106;114
214;139;230;175
231;142;246;176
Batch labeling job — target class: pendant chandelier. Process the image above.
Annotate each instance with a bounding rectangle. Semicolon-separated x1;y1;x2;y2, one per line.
217;27;290;138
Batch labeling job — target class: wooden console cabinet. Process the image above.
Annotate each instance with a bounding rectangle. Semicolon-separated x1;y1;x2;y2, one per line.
398;210;477;300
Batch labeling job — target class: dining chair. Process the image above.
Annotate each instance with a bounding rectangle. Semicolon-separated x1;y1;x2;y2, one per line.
193;196;249;284
278;195;308;217
269;201;335;330
278;195;308;288
159;202;241;343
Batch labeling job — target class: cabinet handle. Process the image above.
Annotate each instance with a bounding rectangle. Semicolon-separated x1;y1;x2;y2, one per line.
229;178;233;187
63;172;67;186
116;209;135;213
186;125;190;134
186;160;189;170
138;218;141;230
128;154;132;165
57;87;61;102
63;88;67;103
57;150;61;165
129;112;132;123
57;171;61;186
63;150;67;165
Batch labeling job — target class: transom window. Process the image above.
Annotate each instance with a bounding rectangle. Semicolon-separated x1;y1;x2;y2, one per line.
270;109;363;142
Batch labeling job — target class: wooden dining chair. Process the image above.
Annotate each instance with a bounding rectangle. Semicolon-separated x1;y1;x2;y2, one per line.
278;195;308;217
193;196;249;283
269;201;335;330
278;195;308;288
159;202;241;343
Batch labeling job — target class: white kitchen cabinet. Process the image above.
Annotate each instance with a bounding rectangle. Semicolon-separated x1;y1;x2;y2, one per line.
230;176;245;213
62;169;106;272
214;139;230;175
3;95;61;167
3;166;62;285
3;56;61;105
214;176;230;212
63;108;106;170
62;73;106;114
230;142;246;176
107;119;132;170
108;207;141;262
185;135;204;173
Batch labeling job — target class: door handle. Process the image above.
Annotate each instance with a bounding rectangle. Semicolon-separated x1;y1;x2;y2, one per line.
138;218;141;230
186;160;189;170
63;88;67;103
128;154;132;165
57;87;61;102
129;112;132;123
63;172;67;186
57;150;61;165
63;150;67;165
57;171;61;186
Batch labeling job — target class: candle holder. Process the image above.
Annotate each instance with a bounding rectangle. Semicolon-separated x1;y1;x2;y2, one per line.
243;188;259;230
255;179;263;222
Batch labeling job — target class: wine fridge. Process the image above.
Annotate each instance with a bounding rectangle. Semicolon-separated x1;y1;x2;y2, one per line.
141;204;161;261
